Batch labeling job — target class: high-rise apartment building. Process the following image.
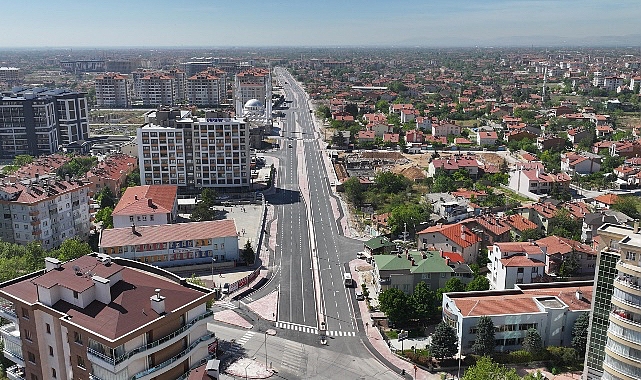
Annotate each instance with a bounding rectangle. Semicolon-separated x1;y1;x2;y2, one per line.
95;72;129;108
137;114;251;193
187;68;226;106
51;89;90;146
139;72;175;107
583;223;641;380
0;67;21;87
168;69;187;104
0;89;58;159
0;178;91;250
0;254;216;380
234;68;271;118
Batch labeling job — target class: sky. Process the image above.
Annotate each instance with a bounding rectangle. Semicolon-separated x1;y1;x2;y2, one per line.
1;0;640;48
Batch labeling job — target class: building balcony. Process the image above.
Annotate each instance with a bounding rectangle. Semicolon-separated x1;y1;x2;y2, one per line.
0;323;21;345
0;300;17;321
130;333;216;380
379;278;391;285
612;294;641;313
87;309;213;372
618;261;641;276
611;311;641;329
5;365;25;380
28;211;39;217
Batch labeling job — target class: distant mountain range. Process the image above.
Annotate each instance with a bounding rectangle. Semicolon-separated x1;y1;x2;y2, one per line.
396;34;641;48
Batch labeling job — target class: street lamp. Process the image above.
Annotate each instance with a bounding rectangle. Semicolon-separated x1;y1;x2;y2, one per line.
245;360;252;380
264;332;268;368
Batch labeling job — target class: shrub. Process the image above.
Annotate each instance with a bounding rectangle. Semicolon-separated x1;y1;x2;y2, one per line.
508;350;533;364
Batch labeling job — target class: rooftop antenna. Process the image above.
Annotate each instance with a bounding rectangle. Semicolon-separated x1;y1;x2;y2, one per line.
73;265;82;276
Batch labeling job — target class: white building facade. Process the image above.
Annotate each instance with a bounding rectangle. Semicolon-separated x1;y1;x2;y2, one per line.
137;116;251;192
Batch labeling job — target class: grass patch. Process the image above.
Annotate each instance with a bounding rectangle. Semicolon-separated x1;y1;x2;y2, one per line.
385;330;398;339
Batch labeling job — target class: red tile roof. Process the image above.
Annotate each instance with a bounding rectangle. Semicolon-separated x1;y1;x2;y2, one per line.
0;179;89;205
419;223;480;248
112;185;177;216
100;220;237;247
500;255;546;267
505;214;538;232
453;284;592;317
535;235;597;256
13;154;71;179
0;255;208;341
87;154;137;181
594;193;618;206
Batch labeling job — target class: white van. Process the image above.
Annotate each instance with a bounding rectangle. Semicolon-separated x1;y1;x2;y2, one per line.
344;273;353;287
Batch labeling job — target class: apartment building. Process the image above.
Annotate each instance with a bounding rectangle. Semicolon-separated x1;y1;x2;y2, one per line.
234;68;271;117
137;115;251;193
84;153;138;197
187;68;226;106
51;89;90;146
583;223;641;380
111;185;178;228
0;254;216;380
0;67;21;86
0;89;58;159
443;281;592;355
0;178;91;250
95;73;129;108
168;69;187;103
139;72;175;107
99;220;239;267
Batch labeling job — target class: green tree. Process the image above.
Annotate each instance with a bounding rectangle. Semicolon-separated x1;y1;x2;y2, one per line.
201;188;217;206
387;203;429;237
316;105;331;119
519;228;544;242
190;202;217;222
472;316;496;356
1;165;20;175
410;281;438;324
462;356;520;380
97;186;116;209
466;276;490;291
13;154;34;166
375;100;389;113
522;328;543;355
431;170;457;193
345;103;359;118
571;312;590;356
342;177;364;207
611;195;641;220
378;287;413;326
57;156;98;179
374;171;410;194
49;238;93;262
548;209;582;241
241;240;255;265
95;207;114;229
558;252;580;277
430;322;458;359
332;131;346;146
122;171;141;190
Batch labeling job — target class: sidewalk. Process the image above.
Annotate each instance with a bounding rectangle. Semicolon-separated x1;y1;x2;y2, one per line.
349;259;446;380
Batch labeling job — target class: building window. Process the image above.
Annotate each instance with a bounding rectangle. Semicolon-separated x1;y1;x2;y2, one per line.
74;331;82;345
22;307;29;319
46;323;51;334
626;251;637;261
30;375;38;380
27;351;36;364
73;290;79;299
129;216;134;222
77;355;86;369
517;267;524;273
24;329;32;342
49;346;54;356
51;368;56;378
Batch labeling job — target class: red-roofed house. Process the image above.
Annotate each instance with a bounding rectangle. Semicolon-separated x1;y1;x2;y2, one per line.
477;131;498;146
487;242;547;290
428;155;481;179
535;235;597;276
508;166;571;200
405;129;425;143
432;123;461;138
383;133;400;144
356;130;376;143
112;185;178;228
417;222;481;262
100;219;240;266
86;153;138;197
593;193;618;209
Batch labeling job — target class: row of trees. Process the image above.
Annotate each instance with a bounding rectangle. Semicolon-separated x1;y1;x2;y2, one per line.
379;277;490;327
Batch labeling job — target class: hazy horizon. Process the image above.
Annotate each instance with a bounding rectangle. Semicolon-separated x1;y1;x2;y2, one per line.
1;1;640;49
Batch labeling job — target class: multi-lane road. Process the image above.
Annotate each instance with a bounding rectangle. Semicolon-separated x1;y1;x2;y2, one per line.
271;66;364;338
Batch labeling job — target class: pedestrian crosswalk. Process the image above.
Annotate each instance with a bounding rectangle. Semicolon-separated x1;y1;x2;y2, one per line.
275;321;356;337
226;331;255;357
276;321;318;334
281;340;306;373
326;330;356;337
216;301;238;310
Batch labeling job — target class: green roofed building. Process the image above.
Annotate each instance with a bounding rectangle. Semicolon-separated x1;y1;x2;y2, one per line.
364;236;398;255
372;250;473;295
